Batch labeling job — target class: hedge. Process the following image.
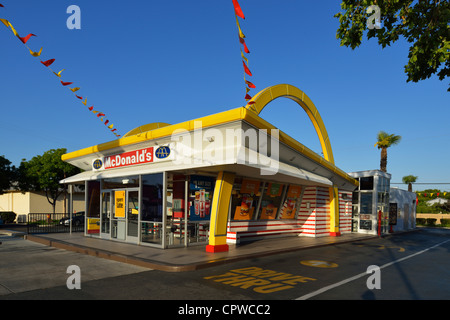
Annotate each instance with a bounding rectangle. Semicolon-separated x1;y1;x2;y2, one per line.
0;212;16;223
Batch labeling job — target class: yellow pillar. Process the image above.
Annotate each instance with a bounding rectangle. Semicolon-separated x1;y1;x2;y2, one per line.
329;186;340;236
206;171;235;252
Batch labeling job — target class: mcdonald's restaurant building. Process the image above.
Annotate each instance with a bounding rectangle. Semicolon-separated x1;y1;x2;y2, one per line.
60;84;365;253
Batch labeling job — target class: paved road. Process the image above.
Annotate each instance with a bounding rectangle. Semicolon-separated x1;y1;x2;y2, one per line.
1;228;449;306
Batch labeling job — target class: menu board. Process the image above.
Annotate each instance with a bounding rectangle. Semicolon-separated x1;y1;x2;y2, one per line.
389;203;398;226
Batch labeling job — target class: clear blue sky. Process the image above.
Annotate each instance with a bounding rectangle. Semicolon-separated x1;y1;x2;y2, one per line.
1;1;449;191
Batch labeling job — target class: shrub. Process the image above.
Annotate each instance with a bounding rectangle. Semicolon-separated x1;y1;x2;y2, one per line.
426;218;437;226
0;211;16;223
440;219;450;227
416;218;427;225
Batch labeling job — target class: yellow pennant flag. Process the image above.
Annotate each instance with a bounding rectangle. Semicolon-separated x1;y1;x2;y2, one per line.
82;98;87;106
240;49;248;64
108;124;114;129
0;18;18;36
53;69;64;77
70;87;80;92
29;47;43;57
235;16;245;39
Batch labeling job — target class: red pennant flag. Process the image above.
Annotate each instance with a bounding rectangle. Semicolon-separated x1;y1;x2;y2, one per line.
243;61;252;76
232;0;245;19
245;80;256;88
247;101;255;105
104;120;109;125
0;4;4;7
41;59;55;67
88;106;94;111
18;33;36;44
245;93;252;100
111;129;117;132
75;94;83;99
61;80;73;86
97;113;106;117
239;37;250;53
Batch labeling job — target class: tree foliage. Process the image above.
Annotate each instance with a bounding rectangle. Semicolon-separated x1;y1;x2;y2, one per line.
17;148;81;213
0;155;16;194
335;0;450;91
374;130;401;172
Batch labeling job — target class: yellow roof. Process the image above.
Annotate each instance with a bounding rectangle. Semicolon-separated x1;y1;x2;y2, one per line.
62;106;357;187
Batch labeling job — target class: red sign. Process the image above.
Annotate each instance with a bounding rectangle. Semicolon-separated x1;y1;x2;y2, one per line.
104;147;154;169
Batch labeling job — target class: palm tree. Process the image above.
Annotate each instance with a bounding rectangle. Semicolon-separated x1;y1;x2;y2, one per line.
374;131;401;173
402;175;418;192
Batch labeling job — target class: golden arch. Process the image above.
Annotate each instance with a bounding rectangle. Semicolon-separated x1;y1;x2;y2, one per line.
246;84;335;164
246;84;341;236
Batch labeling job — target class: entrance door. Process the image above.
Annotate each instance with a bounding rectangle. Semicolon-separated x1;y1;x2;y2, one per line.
101;191;111;238
111;189;140;243
127;190;139;243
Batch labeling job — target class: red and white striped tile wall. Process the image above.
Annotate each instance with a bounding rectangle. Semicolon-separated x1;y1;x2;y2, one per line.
226;187;354;244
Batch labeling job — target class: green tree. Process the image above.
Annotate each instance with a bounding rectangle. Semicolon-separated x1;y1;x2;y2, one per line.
0;155;16;194
402;174;418;191
17;148;81;213
374;131;401;172
335;0;450;91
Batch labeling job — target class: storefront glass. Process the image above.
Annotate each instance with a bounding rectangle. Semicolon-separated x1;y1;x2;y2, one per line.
230;176;302;221
86;180;100;236
140;173;164;245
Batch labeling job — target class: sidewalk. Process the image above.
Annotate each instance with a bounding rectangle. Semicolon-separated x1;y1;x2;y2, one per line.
23;232;378;272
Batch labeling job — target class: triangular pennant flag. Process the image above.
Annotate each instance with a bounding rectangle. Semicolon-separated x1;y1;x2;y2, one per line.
247;101;255;105
245;93;252;100
239;37;250;53
69;87;80;92
104;120;109;125
88;106;94;111
243;61;252;76
240;49;248;64
29;47;43;57
18;33;36;44
53;69;64;77
61;81;73;86
0;4;4;7
41;59;55;67
232;0;245;19
245;80;256;88
75;94;83;99
82;98;87;106
235;16;245;38
97;113;105;117
0;19;18;37
108;124;114;129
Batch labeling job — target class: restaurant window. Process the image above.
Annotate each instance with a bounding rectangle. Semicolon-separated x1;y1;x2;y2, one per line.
141;173;164;222
231;177;262;220
87;180;100;218
103;175;139;189
257;183;284;219
360;177;374;190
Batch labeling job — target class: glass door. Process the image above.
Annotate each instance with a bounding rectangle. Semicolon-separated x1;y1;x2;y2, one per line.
127;189;139;243
101;191;111;238
112;190;127;241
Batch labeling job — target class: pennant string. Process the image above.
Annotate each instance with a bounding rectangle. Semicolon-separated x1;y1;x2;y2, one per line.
233;0;256;106
0;10;120;137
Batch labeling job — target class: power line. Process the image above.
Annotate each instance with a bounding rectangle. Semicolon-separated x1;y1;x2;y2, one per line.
391;183;450;184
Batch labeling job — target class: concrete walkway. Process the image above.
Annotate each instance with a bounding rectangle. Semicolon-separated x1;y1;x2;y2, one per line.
23;232;378;272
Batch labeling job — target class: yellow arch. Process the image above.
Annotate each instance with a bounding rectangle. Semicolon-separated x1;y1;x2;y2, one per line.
246;84;334;164
246;84;340;236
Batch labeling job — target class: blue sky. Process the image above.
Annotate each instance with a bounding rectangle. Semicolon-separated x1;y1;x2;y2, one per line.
1;1;449;191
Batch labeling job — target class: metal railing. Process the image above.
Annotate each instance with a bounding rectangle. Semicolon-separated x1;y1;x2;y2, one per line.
27;213;84;234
